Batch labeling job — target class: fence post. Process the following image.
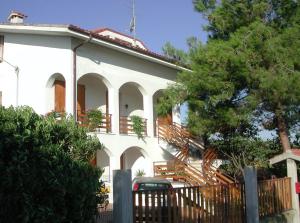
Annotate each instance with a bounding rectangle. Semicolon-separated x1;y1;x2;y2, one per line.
113;169;133;223
287;159;300;223
244;166;259;223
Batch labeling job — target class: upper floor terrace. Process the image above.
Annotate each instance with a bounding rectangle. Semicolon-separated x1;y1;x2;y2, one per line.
47;71;180;138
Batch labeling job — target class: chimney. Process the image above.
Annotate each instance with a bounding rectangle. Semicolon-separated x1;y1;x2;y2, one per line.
8;11;27;24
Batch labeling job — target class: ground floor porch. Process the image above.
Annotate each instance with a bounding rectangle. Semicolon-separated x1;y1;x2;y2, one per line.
93;133;175;202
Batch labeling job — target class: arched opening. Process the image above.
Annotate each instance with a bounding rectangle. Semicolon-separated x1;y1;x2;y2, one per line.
153;89;172;136
45;73;66;113
97;148;112;182
120;146;152;178
119;82;146;135
77;73;112;132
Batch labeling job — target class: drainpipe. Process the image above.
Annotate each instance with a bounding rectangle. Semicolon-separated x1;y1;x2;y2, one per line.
72;34;92;121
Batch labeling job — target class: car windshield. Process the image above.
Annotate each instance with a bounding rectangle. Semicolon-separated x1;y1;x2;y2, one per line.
138;183;170;190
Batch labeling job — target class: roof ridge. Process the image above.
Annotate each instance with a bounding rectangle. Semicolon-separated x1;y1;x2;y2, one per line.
68;24;185;67
92;27;148;50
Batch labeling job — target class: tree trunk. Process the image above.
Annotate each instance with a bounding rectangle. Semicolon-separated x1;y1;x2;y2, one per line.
276;108;291;152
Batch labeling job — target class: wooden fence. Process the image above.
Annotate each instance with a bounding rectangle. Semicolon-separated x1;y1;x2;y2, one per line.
132;177;292;223
133;184;244;223
258;177;292;218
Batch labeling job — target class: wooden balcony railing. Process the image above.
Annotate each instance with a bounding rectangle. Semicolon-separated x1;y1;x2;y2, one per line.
119;116;147;136
77;112;112;133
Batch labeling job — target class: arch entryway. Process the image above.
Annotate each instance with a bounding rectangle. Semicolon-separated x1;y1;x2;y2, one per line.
97;148;113;182
119;82;146;135
120;146;152;178
77;73;112;132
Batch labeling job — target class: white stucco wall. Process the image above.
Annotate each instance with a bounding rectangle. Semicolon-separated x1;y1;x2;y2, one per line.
0;33;73;114
78;74;107;113
0;66;16;106
75;42;176;94
119;83;144;117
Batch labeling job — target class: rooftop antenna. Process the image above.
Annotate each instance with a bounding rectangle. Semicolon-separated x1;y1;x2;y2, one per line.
129;0;136;46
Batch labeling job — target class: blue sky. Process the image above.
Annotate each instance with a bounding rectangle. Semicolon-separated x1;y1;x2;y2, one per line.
0;0;208;54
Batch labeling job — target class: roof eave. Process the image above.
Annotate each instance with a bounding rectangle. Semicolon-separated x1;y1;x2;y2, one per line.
67;29;189;72
0;24;190;72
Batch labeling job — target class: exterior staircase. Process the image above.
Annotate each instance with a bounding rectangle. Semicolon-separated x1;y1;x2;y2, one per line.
154;120;235;186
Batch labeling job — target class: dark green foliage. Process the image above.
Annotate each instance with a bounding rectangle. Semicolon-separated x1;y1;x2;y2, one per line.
39;110;102;162
159;0;300;174
193;0;299;39
213;136;281;179
0;106;103;223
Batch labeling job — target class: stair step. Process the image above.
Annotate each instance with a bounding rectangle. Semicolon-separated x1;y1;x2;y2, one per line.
157;122;235;186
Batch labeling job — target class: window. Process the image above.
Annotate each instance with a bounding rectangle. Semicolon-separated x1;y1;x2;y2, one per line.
0;35;3;62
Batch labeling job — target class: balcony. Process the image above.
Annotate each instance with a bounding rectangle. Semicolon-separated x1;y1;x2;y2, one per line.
77;112;112;133
119;116;147;136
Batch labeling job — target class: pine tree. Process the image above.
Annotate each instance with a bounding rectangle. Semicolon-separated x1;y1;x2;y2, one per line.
158;0;300;161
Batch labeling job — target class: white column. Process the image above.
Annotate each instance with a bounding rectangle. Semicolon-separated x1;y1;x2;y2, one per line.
65;75;74;116
108;155;120;203
143;94;154;137
108;87;119;134
66;51;74;116
287;159;300;223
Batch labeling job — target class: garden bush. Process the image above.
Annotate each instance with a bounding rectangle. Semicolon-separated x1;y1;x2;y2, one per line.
0;106;103;223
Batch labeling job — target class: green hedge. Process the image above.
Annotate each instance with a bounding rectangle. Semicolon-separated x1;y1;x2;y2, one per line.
0;106;103;223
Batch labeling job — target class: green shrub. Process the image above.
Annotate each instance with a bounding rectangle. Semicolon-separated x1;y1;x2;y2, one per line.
135;169;146;177
131;115;145;139
87;109;103;131
0;106;104;223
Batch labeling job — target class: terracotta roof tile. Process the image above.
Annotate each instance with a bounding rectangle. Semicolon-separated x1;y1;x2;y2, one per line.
92;27;149;50
68;25;186;68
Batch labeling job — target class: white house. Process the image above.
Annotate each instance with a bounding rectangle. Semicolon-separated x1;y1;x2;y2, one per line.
0;11;188;191
0;12;233;203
